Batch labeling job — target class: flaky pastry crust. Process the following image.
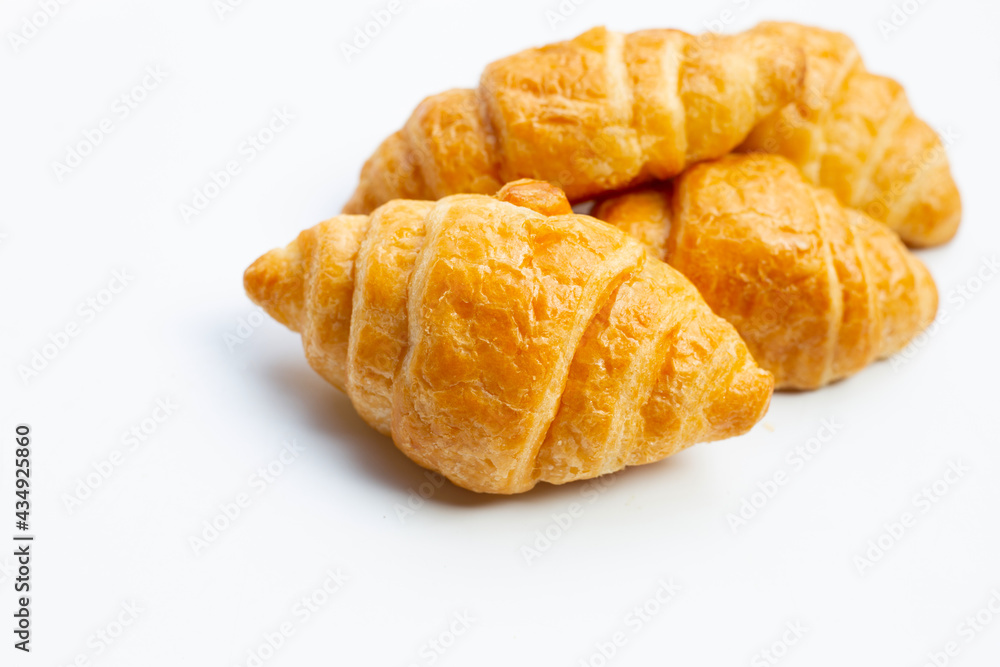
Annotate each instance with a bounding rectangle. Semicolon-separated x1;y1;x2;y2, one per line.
593;155;938;389
343;26;805;214
247;181;773;493
739;22;961;247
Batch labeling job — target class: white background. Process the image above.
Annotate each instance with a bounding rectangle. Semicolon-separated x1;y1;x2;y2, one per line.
3;0;1000;665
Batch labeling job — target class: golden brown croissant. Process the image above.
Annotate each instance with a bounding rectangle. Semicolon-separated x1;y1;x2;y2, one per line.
738;22;960;247
246;181;773;493
342;26;805;214
593;154;938;390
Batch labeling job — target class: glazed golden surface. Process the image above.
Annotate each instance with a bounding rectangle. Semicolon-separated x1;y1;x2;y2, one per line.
739;22;961;247
593;155;938;390
247;181;773;493
343;26;805;214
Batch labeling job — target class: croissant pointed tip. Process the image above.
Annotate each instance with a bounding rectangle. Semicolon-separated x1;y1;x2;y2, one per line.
715;359;775;439
914;257;940;331
244;243;307;332
747;368;776;426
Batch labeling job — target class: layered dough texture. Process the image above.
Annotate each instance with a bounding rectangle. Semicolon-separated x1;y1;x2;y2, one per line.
343;26;805;213
740;22;961;247
594;155;938;389
247;182;773;493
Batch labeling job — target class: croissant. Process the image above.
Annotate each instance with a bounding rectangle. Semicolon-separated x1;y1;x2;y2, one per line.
593;154;938;390
246;181;773;494
342;26;805;214
738;22;960;247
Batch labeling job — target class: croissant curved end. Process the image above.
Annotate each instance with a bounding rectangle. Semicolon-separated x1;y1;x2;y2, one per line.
494;179;573;215
244;241;307;332
896;174;962;248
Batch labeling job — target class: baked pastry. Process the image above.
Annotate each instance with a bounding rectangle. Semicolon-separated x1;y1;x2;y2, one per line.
593;154;938;389
342;26;805;214
738;22;960;247
246;180;774;493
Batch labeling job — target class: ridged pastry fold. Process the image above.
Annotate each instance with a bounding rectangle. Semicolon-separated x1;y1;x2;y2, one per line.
739;22;960;247
594;154;938;389
247;181;773;493
343;26;805;214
